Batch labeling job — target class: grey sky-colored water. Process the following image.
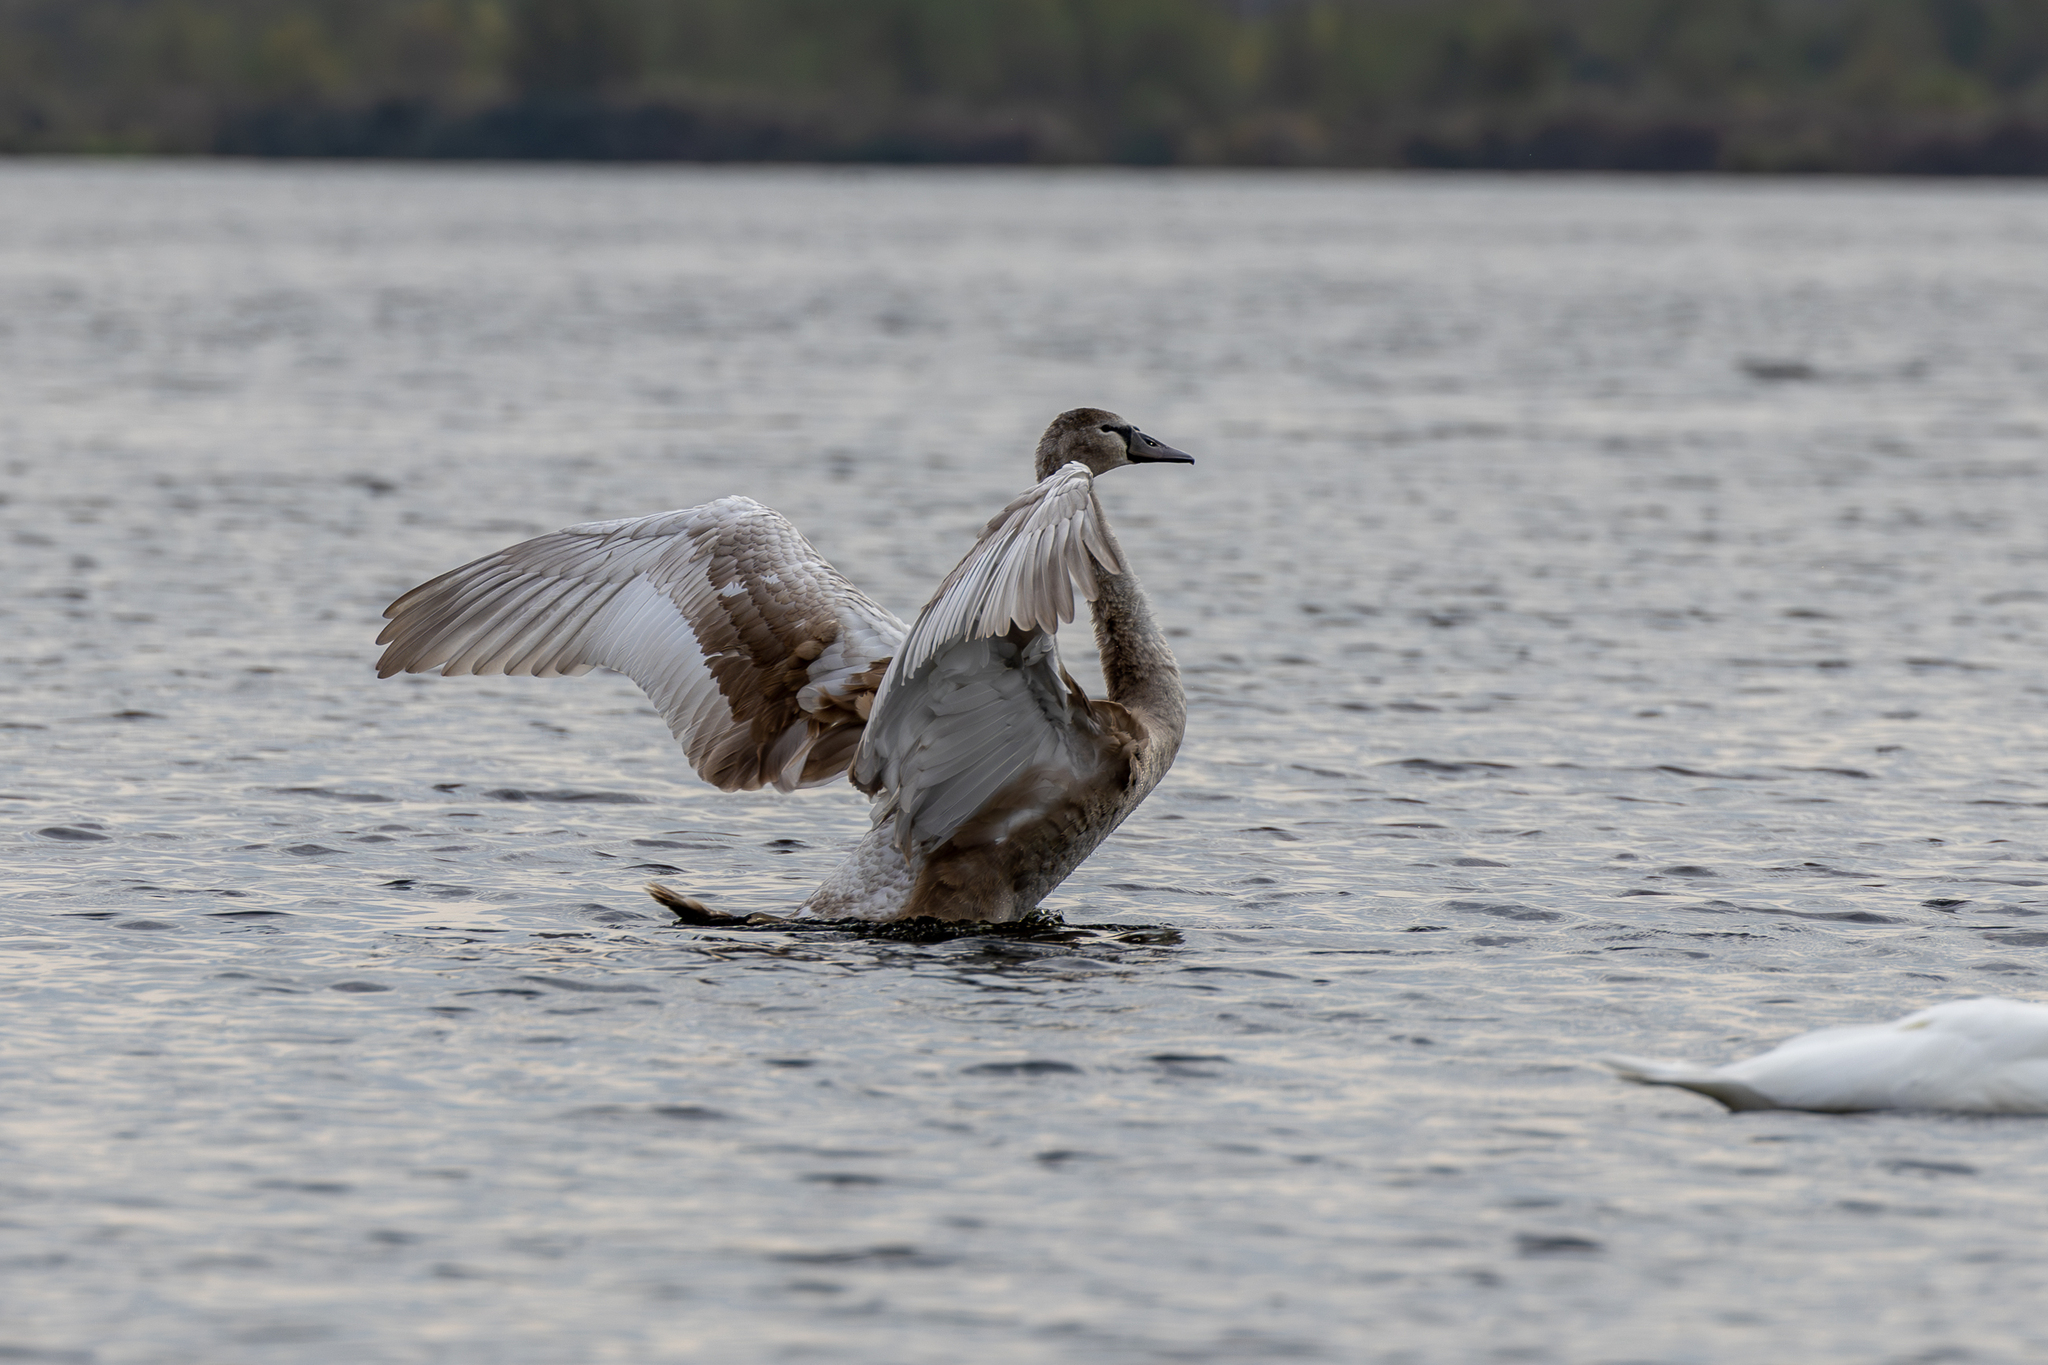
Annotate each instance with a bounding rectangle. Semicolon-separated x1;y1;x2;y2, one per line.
5;163;2048;1363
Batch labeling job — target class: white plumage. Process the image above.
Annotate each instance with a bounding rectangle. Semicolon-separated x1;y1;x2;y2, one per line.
1599;997;2048;1114
377;408;1194;923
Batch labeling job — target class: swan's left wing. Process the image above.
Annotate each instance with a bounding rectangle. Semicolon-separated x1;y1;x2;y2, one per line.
375;497;907;793
852;463;1124;859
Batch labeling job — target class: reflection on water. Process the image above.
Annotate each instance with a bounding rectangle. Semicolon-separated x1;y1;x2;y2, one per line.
5;164;2048;1362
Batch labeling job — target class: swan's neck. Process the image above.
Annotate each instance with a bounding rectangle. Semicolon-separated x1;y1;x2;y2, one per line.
1087;519;1185;743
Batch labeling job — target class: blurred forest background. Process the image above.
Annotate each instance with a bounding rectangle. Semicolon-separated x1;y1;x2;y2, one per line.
2;0;2046;170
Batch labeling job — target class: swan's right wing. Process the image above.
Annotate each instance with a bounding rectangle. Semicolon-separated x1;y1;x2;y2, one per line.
377;496;906;793
852;463;1125;860
881;461;1122;692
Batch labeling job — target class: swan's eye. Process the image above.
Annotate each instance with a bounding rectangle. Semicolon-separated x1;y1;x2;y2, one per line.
1099;424;1115;433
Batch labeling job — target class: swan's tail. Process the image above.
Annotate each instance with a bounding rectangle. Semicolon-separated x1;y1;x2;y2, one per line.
646;882;797;929
646;881;735;924
1595;1053;1782;1113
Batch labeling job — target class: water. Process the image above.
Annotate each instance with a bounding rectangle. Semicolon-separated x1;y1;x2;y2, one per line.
5;162;2048;1364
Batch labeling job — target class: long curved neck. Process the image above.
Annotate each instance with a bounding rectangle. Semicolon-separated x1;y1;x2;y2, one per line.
1087;517;1185;743
1033;439;1066;481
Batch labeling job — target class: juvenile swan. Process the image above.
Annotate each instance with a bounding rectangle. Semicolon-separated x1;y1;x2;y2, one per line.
1598;997;2048;1114
376;408;1193;923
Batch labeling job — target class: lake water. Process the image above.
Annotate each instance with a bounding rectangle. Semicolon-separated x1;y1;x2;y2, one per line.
6;162;2048;1364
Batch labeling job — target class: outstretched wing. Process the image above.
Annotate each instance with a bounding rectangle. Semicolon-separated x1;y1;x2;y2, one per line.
853;463;1124;859
376;496;907;793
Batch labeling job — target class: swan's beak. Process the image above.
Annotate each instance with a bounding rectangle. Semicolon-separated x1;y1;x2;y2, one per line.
1126;428;1194;464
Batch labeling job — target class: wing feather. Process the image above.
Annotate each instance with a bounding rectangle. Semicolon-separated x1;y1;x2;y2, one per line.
495;582;613;676
852;464;1123;859
875;463;1118;710
378;496;908;793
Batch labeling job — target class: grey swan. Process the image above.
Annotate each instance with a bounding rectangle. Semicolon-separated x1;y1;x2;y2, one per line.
375;408;1194;923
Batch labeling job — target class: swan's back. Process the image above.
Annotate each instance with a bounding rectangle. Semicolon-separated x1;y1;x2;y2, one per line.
1731;998;2048;1113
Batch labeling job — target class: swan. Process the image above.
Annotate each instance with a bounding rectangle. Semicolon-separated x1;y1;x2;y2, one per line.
375;407;1193;923
1598;997;2048;1114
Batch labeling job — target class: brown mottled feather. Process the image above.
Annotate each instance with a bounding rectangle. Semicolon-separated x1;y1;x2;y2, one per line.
377;497;905;793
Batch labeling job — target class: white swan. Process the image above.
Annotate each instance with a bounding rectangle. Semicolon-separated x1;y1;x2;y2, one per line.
375;408;1193;923
1599;997;2048;1114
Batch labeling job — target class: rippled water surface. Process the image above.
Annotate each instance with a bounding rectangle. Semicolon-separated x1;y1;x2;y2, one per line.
7;163;2048;1363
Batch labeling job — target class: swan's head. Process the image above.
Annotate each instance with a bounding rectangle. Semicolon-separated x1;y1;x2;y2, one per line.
1035;407;1194;481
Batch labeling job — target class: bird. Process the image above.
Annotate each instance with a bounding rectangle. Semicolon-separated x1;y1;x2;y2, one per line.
1597;997;2048;1114
374;407;1194;924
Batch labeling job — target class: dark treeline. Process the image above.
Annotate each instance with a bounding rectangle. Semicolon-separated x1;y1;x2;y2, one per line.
4;0;2048;170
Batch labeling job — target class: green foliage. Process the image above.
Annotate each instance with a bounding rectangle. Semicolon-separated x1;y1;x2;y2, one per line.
509;0;637;95
2;0;2046;164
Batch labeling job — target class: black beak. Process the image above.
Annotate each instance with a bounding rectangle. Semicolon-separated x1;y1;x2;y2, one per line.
1124;427;1194;464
